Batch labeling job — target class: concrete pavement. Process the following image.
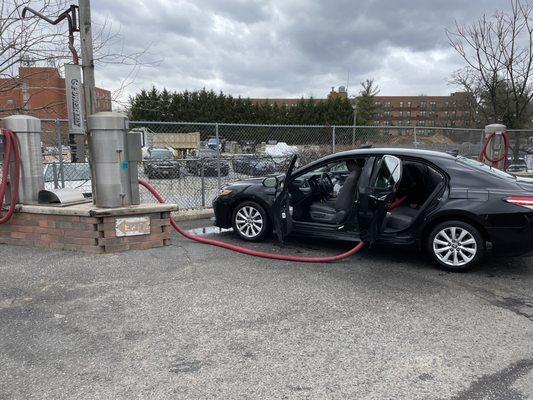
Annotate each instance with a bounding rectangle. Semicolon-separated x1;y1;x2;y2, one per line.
0;220;532;399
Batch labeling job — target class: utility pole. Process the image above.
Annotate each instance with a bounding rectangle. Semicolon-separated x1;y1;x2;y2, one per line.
79;0;96;116
78;0;97;202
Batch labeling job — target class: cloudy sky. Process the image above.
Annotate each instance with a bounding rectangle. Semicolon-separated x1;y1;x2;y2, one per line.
90;0;509;102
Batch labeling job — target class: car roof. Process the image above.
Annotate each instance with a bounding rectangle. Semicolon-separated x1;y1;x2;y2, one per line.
331;147;457;161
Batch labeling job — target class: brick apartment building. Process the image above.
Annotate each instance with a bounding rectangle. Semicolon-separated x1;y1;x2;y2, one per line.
250;87;473;128
0;66;112;120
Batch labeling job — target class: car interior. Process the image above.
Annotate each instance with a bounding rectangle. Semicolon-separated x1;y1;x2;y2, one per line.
289;156;444;232
383;160;444;232
289;158;365;225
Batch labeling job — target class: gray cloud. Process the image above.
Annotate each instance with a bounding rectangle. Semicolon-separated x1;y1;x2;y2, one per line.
90;0;511;103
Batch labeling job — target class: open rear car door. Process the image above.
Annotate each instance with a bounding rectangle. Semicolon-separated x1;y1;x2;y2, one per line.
358;155;402;243
272;155;298;243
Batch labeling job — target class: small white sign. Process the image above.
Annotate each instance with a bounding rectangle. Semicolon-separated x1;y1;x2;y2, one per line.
115;216;151;237
64;64;85;134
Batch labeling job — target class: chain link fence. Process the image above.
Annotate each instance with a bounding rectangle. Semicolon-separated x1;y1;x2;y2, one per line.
2;118;533;210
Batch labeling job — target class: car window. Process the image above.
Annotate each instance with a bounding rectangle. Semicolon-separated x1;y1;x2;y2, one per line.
198;149;218;157
150;149;173;159
44;163;91;182
373;155;401;190
297;160;348;180
457;157;515;180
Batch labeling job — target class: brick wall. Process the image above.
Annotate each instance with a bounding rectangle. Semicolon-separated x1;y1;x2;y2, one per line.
0;212;172;253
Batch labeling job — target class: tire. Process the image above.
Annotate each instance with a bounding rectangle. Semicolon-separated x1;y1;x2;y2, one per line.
232;201;270;242
427;220;485;272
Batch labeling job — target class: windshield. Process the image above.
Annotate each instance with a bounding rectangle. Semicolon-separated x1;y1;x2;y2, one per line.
150;149;173;159
457;157;515;180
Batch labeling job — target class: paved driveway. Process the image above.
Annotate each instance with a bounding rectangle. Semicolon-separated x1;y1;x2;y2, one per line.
1;220;532;399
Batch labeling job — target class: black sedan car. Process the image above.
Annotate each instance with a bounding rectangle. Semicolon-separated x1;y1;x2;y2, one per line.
186;149;230;177
232;155;277;176
213;148;533;271
144;148;180;179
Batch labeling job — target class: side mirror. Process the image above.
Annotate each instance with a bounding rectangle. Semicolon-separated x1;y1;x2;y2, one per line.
263;176;278;188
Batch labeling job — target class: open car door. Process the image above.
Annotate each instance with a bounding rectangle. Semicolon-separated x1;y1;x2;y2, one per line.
358;155;402;243
272;155;298;243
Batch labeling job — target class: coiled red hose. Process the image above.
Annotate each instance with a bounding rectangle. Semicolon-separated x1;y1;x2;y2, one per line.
139;179;365;262
0;129;21;224
479;131;510;170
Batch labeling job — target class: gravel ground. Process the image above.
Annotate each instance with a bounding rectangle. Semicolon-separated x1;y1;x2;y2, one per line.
0;220;532;400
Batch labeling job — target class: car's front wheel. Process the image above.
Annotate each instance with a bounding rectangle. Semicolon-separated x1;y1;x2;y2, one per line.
232;201;270;242
427;220;485;271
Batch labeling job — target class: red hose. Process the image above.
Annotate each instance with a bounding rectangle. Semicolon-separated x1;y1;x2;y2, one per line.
138;179;365;263
0;129;21;224
479;131;510;170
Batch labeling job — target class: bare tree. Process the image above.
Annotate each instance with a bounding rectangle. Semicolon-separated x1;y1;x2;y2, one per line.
0;0;157;113
447;0;533;128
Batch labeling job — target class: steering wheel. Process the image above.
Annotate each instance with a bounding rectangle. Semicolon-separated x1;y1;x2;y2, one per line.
318;173;334;196
308;173;333;198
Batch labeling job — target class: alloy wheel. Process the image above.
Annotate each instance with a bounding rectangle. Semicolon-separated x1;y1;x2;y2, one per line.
235;206;264;238
432;226;477;267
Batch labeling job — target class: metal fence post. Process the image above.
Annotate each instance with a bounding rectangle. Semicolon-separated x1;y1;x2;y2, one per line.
215;123;221;190
201;163;205;207
413;126;418;148
332;126;336;153
55;118;65;188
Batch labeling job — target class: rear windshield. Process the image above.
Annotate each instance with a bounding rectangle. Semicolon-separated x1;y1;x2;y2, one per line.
457;157;515;180
150;149;173;159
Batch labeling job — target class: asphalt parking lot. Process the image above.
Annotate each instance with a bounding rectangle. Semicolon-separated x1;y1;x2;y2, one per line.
1;219;532;400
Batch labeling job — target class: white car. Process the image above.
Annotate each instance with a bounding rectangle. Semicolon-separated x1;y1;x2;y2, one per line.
43;162;92;196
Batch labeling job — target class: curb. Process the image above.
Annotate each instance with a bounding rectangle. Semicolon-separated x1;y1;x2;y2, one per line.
171;208;214;221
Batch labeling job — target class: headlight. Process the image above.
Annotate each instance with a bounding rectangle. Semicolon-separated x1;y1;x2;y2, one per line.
219;189;233;197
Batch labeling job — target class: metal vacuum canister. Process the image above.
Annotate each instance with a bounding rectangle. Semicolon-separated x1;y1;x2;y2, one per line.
88;112;141;208
484;123;507;169
1;115;44;205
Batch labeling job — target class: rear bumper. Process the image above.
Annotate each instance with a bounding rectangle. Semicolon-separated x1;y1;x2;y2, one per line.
488;224;533;256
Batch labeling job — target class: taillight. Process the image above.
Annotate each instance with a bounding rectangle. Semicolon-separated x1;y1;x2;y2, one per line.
505;196;533;209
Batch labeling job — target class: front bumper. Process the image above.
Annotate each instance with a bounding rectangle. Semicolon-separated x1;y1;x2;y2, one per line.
212;195;236;228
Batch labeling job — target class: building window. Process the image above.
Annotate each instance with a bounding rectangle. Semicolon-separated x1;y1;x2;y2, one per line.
407;101;412;108
406;111;411;117
444;101;449;108
420;111;426;117
406;120;411;125
429;101;436;109
384;101;391;108
399;111;403;117
417;120;425;126
399;101;404;108
419;100;426;108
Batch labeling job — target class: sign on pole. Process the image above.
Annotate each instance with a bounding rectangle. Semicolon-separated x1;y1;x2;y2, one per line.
64;64;85;134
